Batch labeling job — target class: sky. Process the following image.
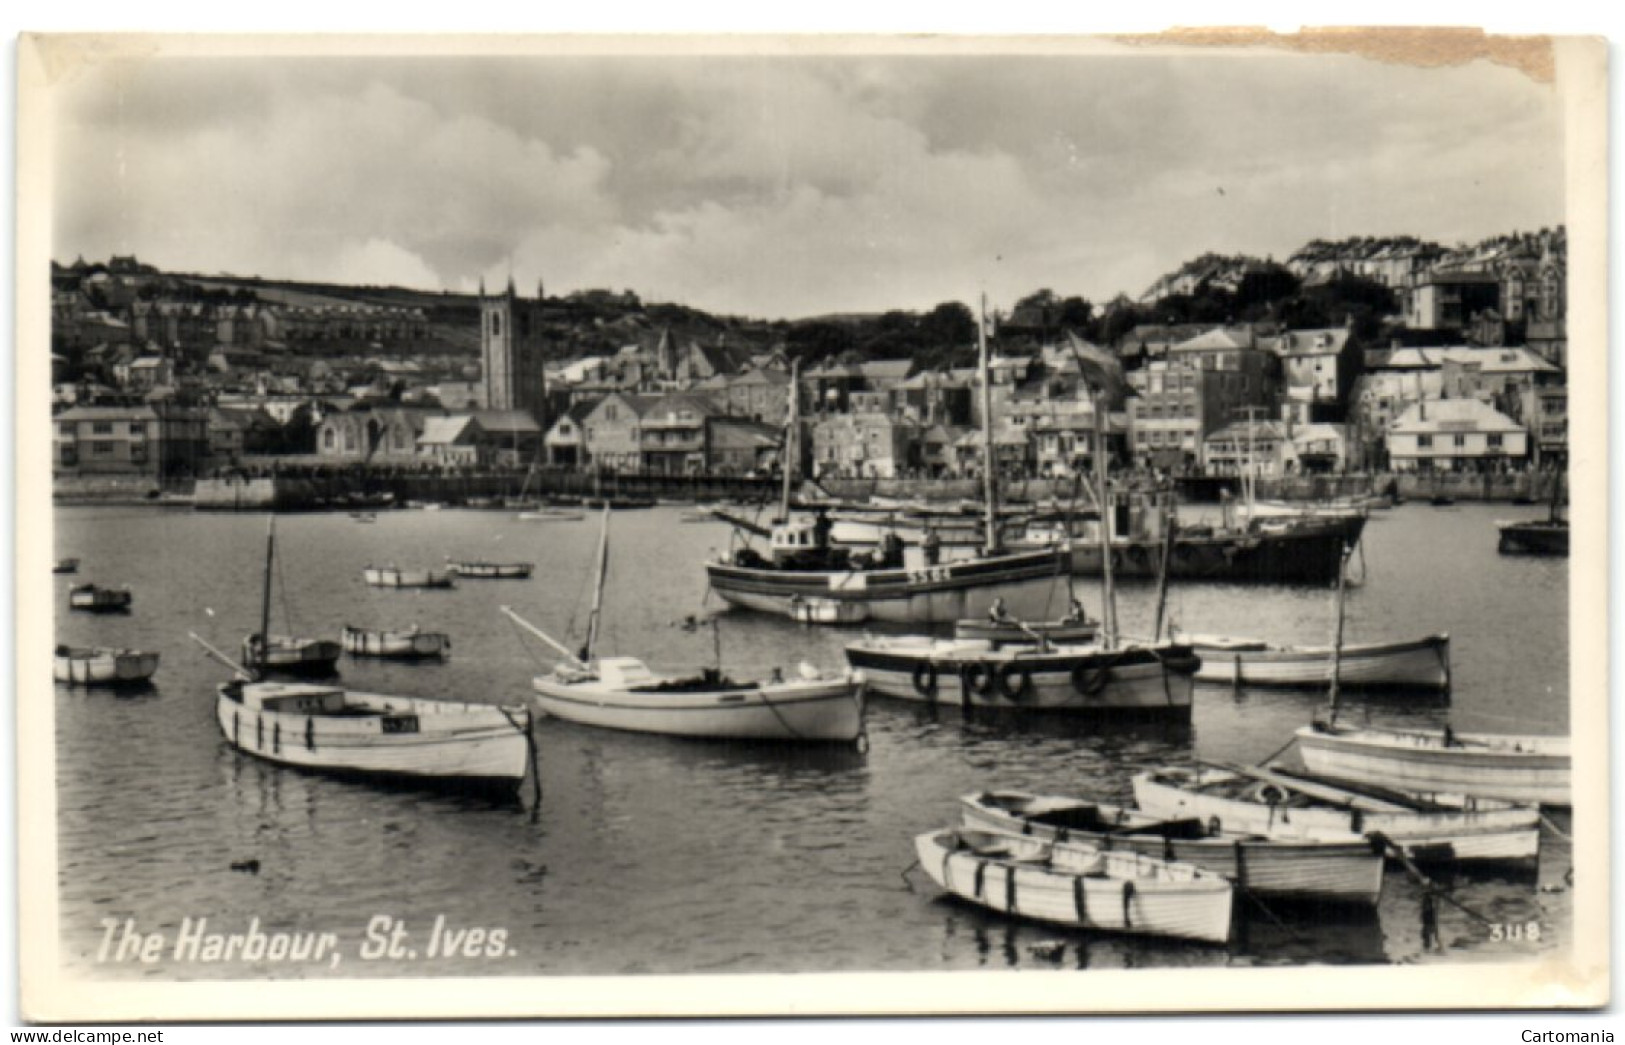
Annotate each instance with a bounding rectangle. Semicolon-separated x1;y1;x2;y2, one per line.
46;45;1568;320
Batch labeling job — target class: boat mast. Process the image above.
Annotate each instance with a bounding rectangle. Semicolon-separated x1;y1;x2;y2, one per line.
1152;485;1175;641
1326;542;1352;724
256;516;276;659
583;505;612;661
1093;383;1117;649
978;295;999;556
779;358;799;525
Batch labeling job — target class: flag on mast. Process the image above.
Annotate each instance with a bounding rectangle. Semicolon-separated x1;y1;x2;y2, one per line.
1063;330;1134;405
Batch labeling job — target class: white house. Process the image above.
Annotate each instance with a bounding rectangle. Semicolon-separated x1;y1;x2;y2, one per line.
1387;398;1527;473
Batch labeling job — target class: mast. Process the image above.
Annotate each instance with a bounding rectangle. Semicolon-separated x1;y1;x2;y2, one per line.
1152;485;1175;641
779;358;799;525
1093;385;1117;649
1326;542;1352;724
583;505;611;661
256;516;276;660
978;295;999;556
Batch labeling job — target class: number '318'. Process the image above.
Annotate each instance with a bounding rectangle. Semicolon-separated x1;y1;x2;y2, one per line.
1490;921;1542;942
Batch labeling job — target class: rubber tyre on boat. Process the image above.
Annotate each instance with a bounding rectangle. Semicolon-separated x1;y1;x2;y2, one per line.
962;662;995;698
911;661;938;697
997;664;1035;702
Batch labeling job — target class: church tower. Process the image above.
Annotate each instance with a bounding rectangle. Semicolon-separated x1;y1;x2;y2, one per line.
480;275;549;425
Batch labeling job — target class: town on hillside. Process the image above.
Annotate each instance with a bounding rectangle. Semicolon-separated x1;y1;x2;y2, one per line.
49;228;1567;499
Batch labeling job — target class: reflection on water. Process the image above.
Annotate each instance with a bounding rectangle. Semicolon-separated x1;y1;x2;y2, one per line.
51;503;1569;977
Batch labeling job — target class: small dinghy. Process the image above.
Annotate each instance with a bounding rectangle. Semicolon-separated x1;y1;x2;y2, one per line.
363;566;455;589
914;827;1235;945
1178;631;1451;690
952;614;1099;648
1295;722;1570;808
1132;764;1541;863
54;558;80;574
958;790;1384;906
68;584;132;613
54;645;160;686
446;560;534;580
341;625;450;660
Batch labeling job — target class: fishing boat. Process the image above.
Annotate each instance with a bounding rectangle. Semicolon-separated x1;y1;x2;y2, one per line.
446;560;534;580
959;790;1385;906
1176;631;1451;690
54;558;80;574
68;584;132;613
210;675;532;796
341;625;450;660
242;520;342;679
707;340;1073;626
1497;472;1568;555
503;509;865;744
914;827;1235;944
53;645;160;686
363;565;455;589
1132;764;1541;862
1294;723;1570;807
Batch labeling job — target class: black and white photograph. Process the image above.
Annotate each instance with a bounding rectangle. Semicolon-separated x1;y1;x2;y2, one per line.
14;29;1609;1023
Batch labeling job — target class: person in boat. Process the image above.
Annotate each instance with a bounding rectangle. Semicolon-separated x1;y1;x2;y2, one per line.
813;509;833;551
988;597;1012;624
922;525;941;566
879;529;904;568
1065;597;1088;623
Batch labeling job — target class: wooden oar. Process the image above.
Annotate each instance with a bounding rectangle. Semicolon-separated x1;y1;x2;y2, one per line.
1197;759;1413;812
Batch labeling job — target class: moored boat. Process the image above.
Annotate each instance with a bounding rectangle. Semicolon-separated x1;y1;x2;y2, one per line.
53;645;161;686
341;625;451;660
1496;519;1568;556
364;566;455;589
1132;765;1541;862
54;558;80;574
446;560;534;580
959;790;1385;906
243;635;343;678
952;613;1098;647
1294;722;1570;807
214;678;533;796
68;584;132;613
1178;631;1451;690
914;827;1235;944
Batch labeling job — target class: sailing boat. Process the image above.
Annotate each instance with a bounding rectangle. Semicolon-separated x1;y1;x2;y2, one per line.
1496;469;1569;555
504;508;867;743
842;320;1201;713
705;343;1069;626
242;518;341;678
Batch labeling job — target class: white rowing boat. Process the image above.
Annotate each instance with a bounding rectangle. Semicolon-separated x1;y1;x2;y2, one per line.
364;566;455;589
1132;765;1541;862
341;625;450;660
1179;631;1451;690
53;645;160;686
1295;722;1570;807
915;828;1235;944
68;584;132;613
446;560;534;580
958;790;1385;906
215;679;532;796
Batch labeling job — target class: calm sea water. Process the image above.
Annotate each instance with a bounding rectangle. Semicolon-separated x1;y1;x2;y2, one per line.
50;501;1571;979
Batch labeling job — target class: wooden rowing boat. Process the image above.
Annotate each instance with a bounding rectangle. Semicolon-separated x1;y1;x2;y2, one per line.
53;645;160;686
915;828;1235;944
54;558;80;574
1294;723;1570;807
446;560;534;580
1132;765;1541;862
214;678;532;796
363;566;455;589
341;625;450;660
1179;631;1451;690
68;584;132;613
952;615;1099;647
958;790;1385;906
243;521;341;678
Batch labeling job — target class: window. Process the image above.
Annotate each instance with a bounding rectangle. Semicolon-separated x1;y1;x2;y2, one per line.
131;442;147;462
1453;434;1466;448
130;423;147;438
491;312;501;337
61;447;77;466
605;405;618;422
1488;434;1503;449
58;423;74;437
323;429;336;451
92;441;114;456
1417;434;1433;448
92;421;113;435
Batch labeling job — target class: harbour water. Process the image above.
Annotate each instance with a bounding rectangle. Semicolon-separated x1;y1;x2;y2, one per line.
51;501;1571;978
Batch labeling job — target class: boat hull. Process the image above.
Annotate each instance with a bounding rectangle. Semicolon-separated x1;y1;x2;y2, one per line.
1295;725;1570;807
364;568;454;589
845;639;1196;713
244;636;343;678
215;688;530;794
54;648;160;686
530;675;864;742
958;792;1385;906
342;628;450;660
448;562;534;580
1132;769;1541;862
706;548;1069;626
1190;634;1450;690
1497;522;1569;556
68;587;132;613
915;830;1234;944
1046;520;1363;585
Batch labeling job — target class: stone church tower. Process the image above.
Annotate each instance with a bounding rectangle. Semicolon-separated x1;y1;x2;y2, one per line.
479;276;549;424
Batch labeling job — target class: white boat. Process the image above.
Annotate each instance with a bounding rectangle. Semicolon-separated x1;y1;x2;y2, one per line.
364;566;455;589
505;508;866;744
341;625;450;660
1295;723;1570;808
1179;631;1451;690
518;510;585;522
68;584;132;613
214;678;532;796
446;560;534;580
53;645;160;686
958;790;1384;905
243;520;341;678
914;828;1235;945
1132;765;1541;862
844;635;1198;713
